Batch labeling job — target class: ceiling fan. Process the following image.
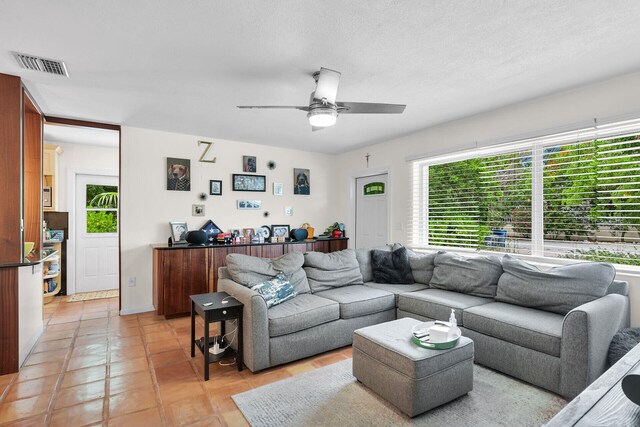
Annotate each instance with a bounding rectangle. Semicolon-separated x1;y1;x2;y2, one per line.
237;67;406;131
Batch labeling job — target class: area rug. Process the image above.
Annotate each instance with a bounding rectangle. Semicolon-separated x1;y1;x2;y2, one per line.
232;359;566;427
67;289;119;302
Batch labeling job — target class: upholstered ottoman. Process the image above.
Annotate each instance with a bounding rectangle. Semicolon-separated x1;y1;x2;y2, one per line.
352;317;474;417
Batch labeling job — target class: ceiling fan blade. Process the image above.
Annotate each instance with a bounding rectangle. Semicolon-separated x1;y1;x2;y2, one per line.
336;102;406;114
313;68;341;104
237;106;310;111
311;126;325;132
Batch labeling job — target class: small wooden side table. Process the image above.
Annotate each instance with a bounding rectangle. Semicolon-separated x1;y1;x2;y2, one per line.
190;292;244;380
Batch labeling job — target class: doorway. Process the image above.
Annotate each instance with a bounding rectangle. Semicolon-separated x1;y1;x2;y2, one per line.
75;174;119;293
355;173;389;248
43;118;120;302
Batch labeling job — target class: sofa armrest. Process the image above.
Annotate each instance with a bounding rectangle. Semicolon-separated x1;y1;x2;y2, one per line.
218;278;270;372
560;293;630;398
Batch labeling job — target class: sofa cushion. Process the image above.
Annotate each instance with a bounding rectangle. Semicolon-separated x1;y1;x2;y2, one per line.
407;250;436;285
363;282;429;304
430;252;503;298
463;302;564;357
304;249;363;293
250;272;297;308
397;289;493;325
496;255;616;315
315;285;395;319
267;294;339;337
371;246;415;284
226;252;311;294
355;245;393;282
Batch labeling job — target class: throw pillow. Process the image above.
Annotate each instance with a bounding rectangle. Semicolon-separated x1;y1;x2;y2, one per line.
405;248;436;285
496;255;615;315
250;272;297;308
225;252;311;294
355;244;394;282
430;251;503;298
304;249;364;293
371;246;415;284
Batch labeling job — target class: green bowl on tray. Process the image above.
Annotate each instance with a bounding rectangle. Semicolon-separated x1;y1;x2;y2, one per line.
410;321;461;350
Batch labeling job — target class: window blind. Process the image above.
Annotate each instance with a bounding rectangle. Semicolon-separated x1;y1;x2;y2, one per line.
409;117;640;267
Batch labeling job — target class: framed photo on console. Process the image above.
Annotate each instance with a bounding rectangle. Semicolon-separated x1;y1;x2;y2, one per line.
271;224;290;239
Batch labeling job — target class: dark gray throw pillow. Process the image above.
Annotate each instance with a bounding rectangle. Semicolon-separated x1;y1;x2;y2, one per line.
496;255;615;315
371;246;415;284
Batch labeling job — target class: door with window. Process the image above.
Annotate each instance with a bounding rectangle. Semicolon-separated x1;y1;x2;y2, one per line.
75;174;119;293
355;174;389;248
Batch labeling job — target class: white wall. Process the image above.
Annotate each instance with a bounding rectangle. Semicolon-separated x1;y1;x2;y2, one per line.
53;141;120;211
120;127;340;314
337;71;640;326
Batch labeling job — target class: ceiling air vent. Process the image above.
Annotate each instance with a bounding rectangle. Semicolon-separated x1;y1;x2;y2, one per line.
13;52;69;77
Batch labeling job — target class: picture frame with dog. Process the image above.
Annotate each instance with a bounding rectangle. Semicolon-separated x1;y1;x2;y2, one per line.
243;155;257;173
167;158;191;191
294;168;310;195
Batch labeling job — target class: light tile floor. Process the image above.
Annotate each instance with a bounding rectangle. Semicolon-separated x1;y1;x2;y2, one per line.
0;296;352;426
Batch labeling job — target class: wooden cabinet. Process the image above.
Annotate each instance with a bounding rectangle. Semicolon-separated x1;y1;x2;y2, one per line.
152;239;348;317
43;145;59;211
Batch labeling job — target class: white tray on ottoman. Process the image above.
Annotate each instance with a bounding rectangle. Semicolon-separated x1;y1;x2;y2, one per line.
352;317;474;417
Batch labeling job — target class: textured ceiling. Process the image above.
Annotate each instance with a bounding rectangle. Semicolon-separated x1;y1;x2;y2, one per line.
1;1;640;154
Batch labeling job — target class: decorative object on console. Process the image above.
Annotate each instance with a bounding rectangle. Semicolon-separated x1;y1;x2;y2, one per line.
243;155;257;172
192;204;205;216
290;228;308;241
301;223;314;239
233;174;266;192
186;230;208;245
320;222;345;238
271;225;290;240
267;160;276;170
273;182;283;196
167;157;191;191
200;219;223;243
169;221;188;244
257;226;271;240
294;168;310;195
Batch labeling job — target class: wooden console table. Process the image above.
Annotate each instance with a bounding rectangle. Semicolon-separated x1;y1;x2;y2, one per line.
152;238;348;317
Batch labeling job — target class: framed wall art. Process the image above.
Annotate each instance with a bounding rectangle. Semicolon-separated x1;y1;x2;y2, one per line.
233;174;266;192
243;155;257;172
167;158;191;191
294;168;310;195
209;180;222;196
273;182;283;196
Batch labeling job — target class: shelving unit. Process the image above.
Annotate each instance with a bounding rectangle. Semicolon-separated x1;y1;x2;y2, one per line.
42;239;62;304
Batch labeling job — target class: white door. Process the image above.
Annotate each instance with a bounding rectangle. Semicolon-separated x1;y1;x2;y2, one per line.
75;174;119;293
355;174;389;249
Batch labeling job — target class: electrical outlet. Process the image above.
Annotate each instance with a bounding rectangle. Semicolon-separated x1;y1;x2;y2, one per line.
128;277;136;287
285;206;293;216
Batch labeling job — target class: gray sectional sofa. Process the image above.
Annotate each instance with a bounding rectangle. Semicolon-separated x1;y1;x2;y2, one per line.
217;245;630;399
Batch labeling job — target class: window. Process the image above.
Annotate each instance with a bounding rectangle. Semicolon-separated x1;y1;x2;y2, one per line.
410;119;640;267
86;184;118;234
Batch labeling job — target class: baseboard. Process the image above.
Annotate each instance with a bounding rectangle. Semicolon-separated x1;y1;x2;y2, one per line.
119;305;155;316
20;324;44;367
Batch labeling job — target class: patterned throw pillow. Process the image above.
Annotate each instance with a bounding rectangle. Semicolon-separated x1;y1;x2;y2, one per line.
250;272;297;308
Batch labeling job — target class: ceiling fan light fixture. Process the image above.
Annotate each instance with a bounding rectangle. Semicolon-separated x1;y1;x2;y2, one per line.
307;108;337;127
